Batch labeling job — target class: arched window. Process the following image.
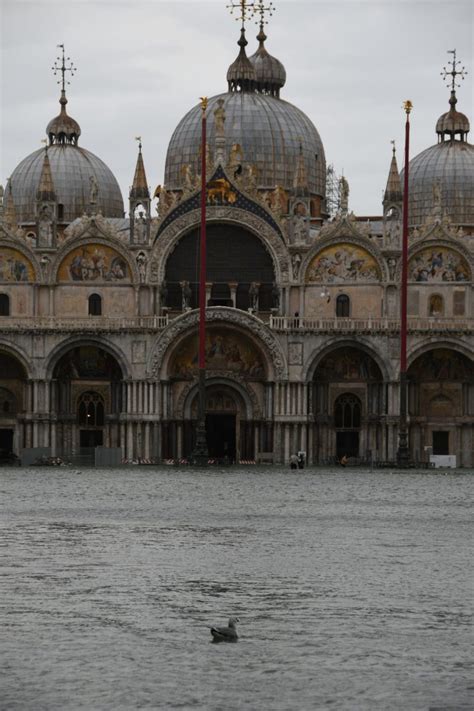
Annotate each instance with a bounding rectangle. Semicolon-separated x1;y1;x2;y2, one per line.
335;394;361;429
77;392;105;426
429;294;444;317
0;294;10;316
88;293;102;316
57;204;64;220
336;294;350;317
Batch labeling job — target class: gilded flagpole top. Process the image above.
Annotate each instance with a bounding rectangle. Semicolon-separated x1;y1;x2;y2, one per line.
403;100;413;115
200;97;208;113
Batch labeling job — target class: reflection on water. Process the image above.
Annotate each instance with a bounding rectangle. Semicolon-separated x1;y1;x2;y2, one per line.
1;467;473;711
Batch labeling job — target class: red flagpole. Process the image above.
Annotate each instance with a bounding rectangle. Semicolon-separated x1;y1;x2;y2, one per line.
192;97;209;465
199;97;208;370
397;100;412;467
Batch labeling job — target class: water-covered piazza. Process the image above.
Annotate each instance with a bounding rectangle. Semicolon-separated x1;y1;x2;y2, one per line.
1;466;472;710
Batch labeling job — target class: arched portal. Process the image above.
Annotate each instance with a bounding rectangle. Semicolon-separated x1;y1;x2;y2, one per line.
407;348;474;464
52;345;124;456
163;323;271;462
0;351;27;458
164;224;276;311
312;345;384;463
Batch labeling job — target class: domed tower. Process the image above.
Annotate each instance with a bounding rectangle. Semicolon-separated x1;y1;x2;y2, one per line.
404;51;474;229
164;3;326;220
8;46;124;232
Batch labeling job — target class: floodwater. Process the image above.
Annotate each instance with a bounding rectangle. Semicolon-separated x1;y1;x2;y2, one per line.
0;466;472;711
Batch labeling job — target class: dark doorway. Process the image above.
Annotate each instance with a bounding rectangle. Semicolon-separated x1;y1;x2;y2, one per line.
0;428;14;458
336;431;359;458
80;430;103;448
206;414;236;461
432;431;449;455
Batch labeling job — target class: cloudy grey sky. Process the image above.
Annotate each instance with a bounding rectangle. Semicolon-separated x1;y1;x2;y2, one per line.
1;0;472;215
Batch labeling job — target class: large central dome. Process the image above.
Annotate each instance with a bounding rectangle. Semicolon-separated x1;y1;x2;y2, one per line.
164;26;326;198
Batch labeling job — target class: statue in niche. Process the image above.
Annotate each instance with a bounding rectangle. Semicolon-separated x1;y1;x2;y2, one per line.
134;211;147;243
248;281;259;311
432;179;442;220
38;205;53;247
385;219;401;248
181;280;192;310
136;251;147;282
159;280;168;307
89;175;99;204
339;176;349;215
213;98;226;138
228;143;243;179
271;282;280;310
292;252;302;280
245;164;258;192
387;257;397;280
293;215;308;244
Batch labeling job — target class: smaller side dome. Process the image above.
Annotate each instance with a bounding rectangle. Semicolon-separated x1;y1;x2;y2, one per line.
249;27;286;97
227;27;256;92
46;90;82;146
436;91;470;141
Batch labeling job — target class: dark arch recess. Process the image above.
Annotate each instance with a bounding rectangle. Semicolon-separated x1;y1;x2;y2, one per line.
165;224;276;310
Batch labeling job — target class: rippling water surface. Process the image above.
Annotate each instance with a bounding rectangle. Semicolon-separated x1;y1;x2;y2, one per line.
1;466;472;710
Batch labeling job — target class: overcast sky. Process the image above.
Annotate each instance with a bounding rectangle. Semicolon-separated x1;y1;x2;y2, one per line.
1;0;472;215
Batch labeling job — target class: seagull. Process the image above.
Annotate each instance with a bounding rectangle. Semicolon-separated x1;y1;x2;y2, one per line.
210;617;239;643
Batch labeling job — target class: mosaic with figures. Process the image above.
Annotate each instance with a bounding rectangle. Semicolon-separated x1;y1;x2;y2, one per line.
0;248;34;282
171;328;265;380
408;349;473;380
58;245;130;282
306;244;380;283
409;248;470;282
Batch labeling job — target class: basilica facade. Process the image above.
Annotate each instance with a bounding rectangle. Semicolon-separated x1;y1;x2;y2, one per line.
0;17;473;466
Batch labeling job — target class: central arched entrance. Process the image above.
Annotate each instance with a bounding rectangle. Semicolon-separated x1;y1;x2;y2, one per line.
190;383;246;462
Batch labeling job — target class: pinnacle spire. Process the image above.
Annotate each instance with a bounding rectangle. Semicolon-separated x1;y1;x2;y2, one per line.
3;181;18;228
293;140;308;194
384;140;402;204
37;148;56;202
130;138;150;200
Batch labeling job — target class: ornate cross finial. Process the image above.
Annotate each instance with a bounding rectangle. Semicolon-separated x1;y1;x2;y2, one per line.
135;136;142;151
254;0;274;28
390;139;396;155
226;0;256;27
441;49;467;91
52;44;76;93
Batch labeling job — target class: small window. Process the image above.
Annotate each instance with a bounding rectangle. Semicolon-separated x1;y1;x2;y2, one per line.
88;293;102;316
429;294;444;317
57;204;64;220
336;294;350;317
453;291;465;316
0;294;10;316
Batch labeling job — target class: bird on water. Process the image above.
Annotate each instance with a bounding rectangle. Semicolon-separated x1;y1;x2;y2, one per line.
210;617;239;643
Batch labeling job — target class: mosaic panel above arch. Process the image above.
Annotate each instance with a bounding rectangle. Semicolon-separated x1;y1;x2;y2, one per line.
408;349;473;381
0;248;35;282
305;244;381;283
409;248;471;282
314;346;383;382
170;327;266;381
58;244;131;282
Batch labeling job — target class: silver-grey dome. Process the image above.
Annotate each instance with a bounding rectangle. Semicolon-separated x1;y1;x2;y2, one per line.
165;91;326;196
405;140;474;227
10;144;124;223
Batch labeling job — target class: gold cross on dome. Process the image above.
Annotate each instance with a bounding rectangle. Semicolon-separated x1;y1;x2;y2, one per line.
52;44;76;92
226;0;256;26
254;0;274;27
441;49;468;90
